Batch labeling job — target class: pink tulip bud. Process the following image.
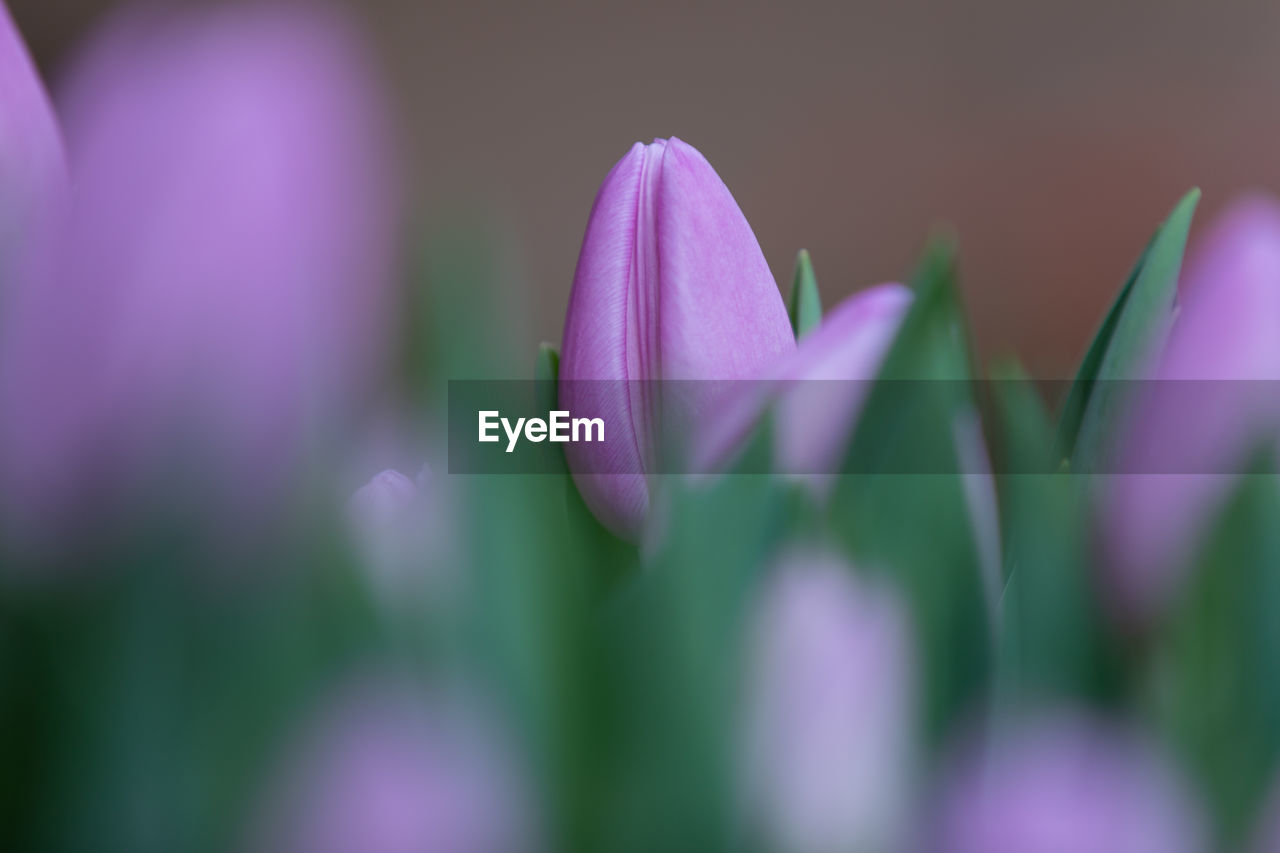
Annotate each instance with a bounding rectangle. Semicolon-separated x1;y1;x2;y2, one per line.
246;677;538;853
931;715;1206;853
0;4;399;549
559;137;794;541
741;550;916;853
1103;194;1280;623
771;283;912;481
694;283;908;479
0;3;65;253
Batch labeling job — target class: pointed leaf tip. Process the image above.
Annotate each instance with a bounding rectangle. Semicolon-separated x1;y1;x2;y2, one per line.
535;341;560;413
788;249;823;340
1059;188;1199;469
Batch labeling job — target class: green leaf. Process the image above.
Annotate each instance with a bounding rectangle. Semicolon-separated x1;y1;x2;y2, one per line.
1157;457;1280;844
531;340;637;592
1057;189;1199;469
453;342;635;852
1053;240;1149;462
827;237;992;746
535;341;561;415
0;522;382;853
988;361;1122;711
461;469;619;853
600;419;793;853
787;249;823;340
533;342;568;476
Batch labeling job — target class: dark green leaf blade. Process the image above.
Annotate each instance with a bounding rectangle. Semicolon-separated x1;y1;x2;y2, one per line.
530;340;636;590
1053;240;1150;461
535;341;560;413
827;237;992;747
1057;189;1199;469
989;361;1121;711
787;249;823;340
1158;456;1280;845
601;419;792;853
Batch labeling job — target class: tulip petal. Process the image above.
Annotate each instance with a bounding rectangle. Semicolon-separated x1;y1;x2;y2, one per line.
654;138;794;382
775;283;912;481
560;142;651;540
0;4;65;252
694;283;911;483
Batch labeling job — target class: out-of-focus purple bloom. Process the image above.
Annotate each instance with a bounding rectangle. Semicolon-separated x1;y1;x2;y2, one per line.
0;4;399;547
773;283;912;479
693;284;910;482
559;137;794;541
741;550;916;853
246;677;538;853
1103;194;1280;623
0;3;65;254
931;715;1206;853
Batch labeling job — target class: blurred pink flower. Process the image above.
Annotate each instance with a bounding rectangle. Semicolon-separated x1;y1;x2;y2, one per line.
1103;194;1280;623
695;283;911;485
0;4;399;548
741;550;916;853
559;137;794;541
931;715;1206;853
246;677;538;853
771;284;911;480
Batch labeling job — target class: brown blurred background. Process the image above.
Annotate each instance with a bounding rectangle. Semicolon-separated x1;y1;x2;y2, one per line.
14;0;1280;377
